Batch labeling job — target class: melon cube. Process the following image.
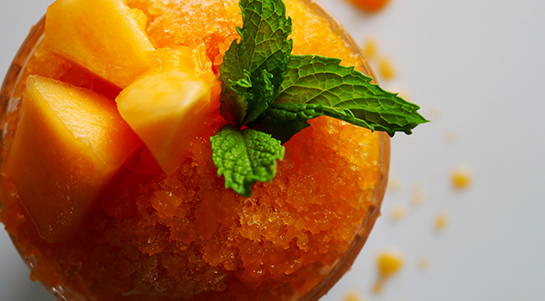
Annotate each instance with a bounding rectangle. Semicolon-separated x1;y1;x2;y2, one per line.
44;0;155;88
116;46;219;174
117;68;218;174
2;75;142;242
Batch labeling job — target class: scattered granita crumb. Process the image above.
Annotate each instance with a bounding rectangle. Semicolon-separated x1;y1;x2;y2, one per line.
418;257;430;270
362;38;377;60
426;107;440;121
378;57;396;80
344;290;366;301
372;249;404;294
411;182;426;205
451;165;472;190
349;0;391;13
377;249;404;277
360;39;399;82
434;213;448;231
387;176;400;193
444;130;458;144
390;204;406;221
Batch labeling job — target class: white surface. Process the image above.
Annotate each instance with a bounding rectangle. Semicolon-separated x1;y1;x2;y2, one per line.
1;0;544;300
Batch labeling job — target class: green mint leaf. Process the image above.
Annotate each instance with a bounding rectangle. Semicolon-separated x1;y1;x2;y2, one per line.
224;70;253;121
242;69;276;124
210;125;285;197
219;0;293;125
273;54;428;136
252;103;374;143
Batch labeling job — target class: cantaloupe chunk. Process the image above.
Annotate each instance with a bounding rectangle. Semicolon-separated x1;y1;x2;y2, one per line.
44;0;155;88
116;47;220;174
3;75;142;242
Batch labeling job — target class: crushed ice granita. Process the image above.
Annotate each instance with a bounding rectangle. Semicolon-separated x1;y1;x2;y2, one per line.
0;0;396;299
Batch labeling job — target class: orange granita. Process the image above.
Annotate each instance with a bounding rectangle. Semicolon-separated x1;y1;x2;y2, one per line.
0;0;389;300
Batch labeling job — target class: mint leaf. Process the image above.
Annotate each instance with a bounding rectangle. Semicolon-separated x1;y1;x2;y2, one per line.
252;103;375;143
233;69;276;124
269;54;428;137
219;0;293;125
210;125;285;197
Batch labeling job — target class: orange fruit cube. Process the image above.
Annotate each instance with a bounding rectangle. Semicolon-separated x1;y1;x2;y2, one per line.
44;0;155;88
3;75;141;242
116;47;219;174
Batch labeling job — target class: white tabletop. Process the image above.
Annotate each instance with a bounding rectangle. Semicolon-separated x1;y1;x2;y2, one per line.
1;0;544;300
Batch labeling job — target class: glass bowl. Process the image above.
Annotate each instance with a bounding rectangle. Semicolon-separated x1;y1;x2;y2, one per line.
0;1;390;300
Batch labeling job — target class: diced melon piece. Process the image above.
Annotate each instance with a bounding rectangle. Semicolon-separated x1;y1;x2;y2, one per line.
116;47;219;174
3;75;142;242
44;0;155;88
117;69;218;174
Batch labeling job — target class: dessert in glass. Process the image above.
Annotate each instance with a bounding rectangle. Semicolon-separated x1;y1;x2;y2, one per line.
0;0;395;299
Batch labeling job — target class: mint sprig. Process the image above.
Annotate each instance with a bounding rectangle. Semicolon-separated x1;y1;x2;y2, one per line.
251;55;428;141
219;0;292;125
210;126;285;197
212;0;428;196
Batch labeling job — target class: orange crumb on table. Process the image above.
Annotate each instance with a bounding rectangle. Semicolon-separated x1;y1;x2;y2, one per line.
377;250;404;277
434;213;448;231
373;249;403;294
378;57;396;80
387;176;400;193
451;166;472;190
390;204;406;220
349;0;391;13
425;107;440;121
344;290;366;301
411;182;426;205
444;130;458;144
418;257;430;270
362;38;377;60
